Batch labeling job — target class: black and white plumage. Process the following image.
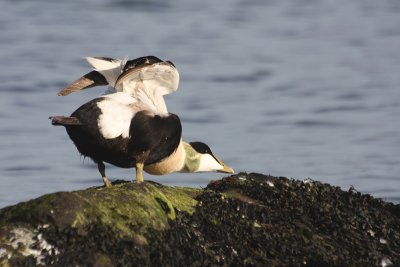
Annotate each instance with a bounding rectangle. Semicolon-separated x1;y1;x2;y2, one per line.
51;56;233;186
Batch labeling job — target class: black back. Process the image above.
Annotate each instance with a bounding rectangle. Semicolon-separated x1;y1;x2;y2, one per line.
129;111;182;165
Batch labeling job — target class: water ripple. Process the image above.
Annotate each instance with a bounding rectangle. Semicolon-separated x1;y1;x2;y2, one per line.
211;70;272;83
106;0;171;11
313;105;367;114
5;165;49;172
294;119;345;128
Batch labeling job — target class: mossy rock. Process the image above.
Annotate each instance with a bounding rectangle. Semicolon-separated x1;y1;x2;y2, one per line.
0;181;200;266
1;173;400;266
0;181;199;234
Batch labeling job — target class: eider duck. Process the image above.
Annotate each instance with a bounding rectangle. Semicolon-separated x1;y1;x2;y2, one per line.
50;56;234;187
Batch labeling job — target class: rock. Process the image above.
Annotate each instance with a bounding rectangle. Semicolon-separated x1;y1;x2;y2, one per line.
0;181;199;266
0;173;399;266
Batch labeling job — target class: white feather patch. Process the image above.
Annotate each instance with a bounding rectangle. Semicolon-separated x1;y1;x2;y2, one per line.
96;92;137;139
116;63;179;113
116;63;179;95
198;154;223;172
85;57;122;70
86;57;126;87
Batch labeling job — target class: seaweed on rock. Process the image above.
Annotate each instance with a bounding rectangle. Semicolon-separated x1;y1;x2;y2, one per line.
1;173;399;266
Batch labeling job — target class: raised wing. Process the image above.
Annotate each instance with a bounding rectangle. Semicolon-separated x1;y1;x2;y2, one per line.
57;71;108;96
57;56;179;102
58;57;123;96
85;57;126;87
115;60;179;114
115;60;179;95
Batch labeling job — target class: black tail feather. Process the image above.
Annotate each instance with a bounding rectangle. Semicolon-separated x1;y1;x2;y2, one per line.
50;116;83;126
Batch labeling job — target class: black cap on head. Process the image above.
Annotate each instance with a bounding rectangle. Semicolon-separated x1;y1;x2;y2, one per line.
189;142;213;155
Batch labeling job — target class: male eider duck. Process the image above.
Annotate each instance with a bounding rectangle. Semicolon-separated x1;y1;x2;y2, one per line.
50;56;234;187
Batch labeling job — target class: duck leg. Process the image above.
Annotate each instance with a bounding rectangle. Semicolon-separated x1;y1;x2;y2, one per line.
135;162;144;183
134;151;149;184
97;162;112;188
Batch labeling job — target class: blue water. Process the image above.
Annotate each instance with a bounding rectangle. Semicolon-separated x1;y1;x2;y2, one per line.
1;0;400;207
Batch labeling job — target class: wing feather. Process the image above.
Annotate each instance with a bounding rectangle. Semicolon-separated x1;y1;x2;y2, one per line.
57;56;180;114
116;61;179;95
58;71;108;96
115;61;179;113
85;57;126;87
123;56;163;71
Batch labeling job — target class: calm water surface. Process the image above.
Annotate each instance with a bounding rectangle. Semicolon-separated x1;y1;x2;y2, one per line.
1;0;400;207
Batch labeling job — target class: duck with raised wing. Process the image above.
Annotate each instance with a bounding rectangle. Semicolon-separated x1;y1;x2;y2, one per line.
50;56;233;187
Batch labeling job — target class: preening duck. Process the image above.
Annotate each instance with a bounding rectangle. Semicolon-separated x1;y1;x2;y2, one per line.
51;56;233;187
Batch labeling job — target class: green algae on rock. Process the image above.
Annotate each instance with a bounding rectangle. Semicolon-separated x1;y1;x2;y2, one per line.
0;182;199;235
0;181;200;266
1;173;399;266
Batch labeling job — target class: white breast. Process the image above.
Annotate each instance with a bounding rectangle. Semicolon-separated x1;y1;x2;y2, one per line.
96;92;137;139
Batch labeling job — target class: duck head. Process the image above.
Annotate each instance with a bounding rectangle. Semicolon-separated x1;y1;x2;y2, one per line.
181;142;234;174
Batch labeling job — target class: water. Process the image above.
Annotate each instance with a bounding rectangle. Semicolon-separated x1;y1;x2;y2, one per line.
1;0;400;208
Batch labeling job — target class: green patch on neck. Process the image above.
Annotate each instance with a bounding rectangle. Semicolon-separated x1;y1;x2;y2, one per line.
182;142;200;173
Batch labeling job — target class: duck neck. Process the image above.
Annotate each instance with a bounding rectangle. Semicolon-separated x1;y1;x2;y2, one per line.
143;140;185;175
179;142;201;173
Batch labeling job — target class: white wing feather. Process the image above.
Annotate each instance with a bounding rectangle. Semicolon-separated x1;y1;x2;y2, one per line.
84;57;179;114
115;62;179;114
85;57;127;88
